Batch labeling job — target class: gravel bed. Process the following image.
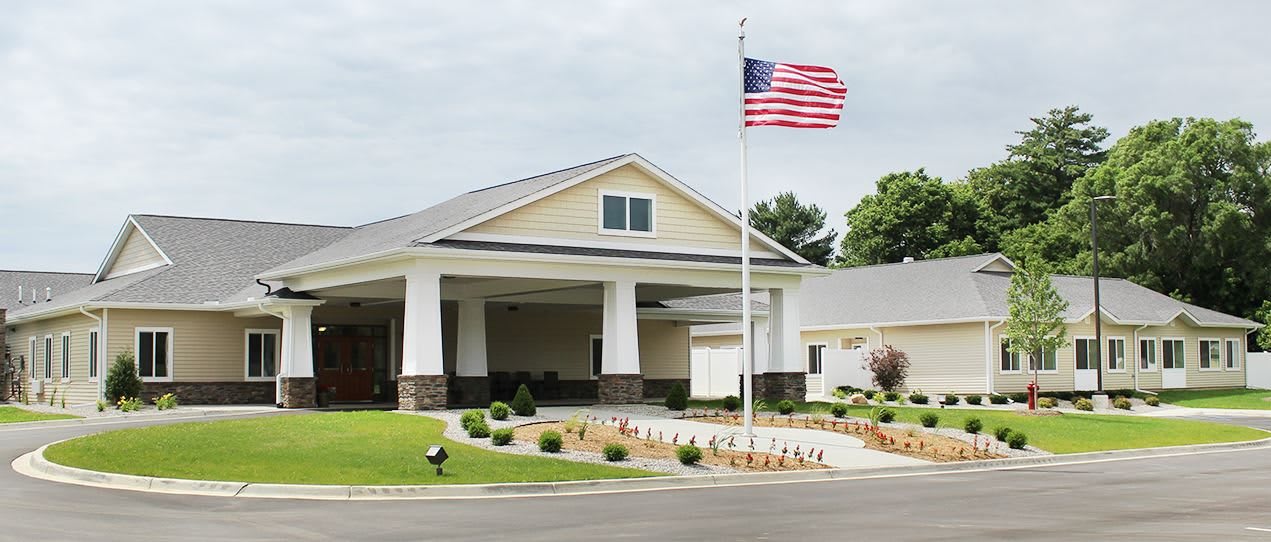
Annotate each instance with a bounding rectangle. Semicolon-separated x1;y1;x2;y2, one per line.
407;409;736;476
596;403;686;419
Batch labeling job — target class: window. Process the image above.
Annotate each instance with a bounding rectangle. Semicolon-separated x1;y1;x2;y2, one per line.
60;332;71;381
1028;346;1058;373
1139;338;1157;372
589;335;603;378
1199;339;1221;370
1225;339;1241;370
43;335;53;381
1162;338;1185;369
245;329;280;380
807;344;826;375
135;328;172;381
1075;338;1098;371
89;330;99;381
1106;337;1126;372
598;191;655;237
28;337;38;379
999;339;1022;373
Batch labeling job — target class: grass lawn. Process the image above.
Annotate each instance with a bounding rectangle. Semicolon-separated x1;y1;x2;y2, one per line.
1157;388;1271;410
44;411;659;485
687;399;1268;454
0;406;79;424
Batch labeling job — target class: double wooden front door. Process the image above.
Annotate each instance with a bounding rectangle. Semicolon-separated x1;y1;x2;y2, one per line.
316;336;377;402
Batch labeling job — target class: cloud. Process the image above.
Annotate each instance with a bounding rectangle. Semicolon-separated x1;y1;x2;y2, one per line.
2;0;1269;270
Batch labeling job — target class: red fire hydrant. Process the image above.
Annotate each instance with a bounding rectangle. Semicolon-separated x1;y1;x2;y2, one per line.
1027;382;1038;410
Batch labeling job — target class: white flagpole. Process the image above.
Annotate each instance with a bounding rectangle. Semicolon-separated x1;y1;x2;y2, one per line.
738;17;755;437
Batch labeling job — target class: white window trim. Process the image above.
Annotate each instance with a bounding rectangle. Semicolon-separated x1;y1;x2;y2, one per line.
88;330;100;382
244;329;281;382
1106;336;1127;373
1198;338;1222;372
1161;337;1186;370
60;332;72;383
1138;337;1158;373
43;335;53;383
597;189;657;238
1224;338;1242;371
28;337;38;380
1073;336;1098;372
998;337;1022;374
806;342;827;375
135;327;174;382
588;334;603;380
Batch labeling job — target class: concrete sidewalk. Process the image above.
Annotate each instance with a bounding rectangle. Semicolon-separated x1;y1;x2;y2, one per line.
1139;407;1271;418
540;406;926;468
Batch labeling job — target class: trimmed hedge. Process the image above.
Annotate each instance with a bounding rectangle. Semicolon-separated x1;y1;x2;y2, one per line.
511;384;537;416
538;430;563;452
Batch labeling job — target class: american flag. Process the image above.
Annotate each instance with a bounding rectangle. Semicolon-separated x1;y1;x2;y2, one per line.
744;57;847;128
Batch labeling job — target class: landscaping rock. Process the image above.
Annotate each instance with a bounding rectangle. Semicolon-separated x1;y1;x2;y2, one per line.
849;393;868;405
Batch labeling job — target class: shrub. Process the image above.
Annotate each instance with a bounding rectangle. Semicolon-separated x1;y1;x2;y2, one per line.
676;445;703;465
1145;395;1161;407
994;426;1012;442
721;395;741;412
1008;392;1029;404
964;394;981;405
95;400;107;413
459;409;485;432
490;428;514;446
511;384;537;416
830;402;849;418
945;394;961;405
861;389;877;400
1074;398;1094;411
989;394;1009;405
153;393;178;410
664;382;688;411
908;392;929;405
489;401;511;420
919;412;939;428
117;397;142;412
105;350;143;404
831;388;848;400
877;408;896;424
964;417;983;434
881;391;900;402
866;345;910;391
776;400;796;415
466;418;491;439
538;430;563;452
1007;431;1029;450
1113;396;1133;410
602;443;629;462
1037;397;1058;409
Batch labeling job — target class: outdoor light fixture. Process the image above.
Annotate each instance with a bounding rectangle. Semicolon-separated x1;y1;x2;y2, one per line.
426;444;448;476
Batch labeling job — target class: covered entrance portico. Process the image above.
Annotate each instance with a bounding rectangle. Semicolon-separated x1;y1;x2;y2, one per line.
264;250;813;410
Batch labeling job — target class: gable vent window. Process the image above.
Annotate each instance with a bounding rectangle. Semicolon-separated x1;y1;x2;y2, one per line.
599;190;655;237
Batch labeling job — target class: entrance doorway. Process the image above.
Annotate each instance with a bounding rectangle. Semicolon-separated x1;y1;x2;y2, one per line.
315;328;384;402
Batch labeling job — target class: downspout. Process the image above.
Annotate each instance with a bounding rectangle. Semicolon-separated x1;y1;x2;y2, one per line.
258;303;288;407
1132;323;1156;396
986;320;1006;395
78;307;105;401
868;326;884;348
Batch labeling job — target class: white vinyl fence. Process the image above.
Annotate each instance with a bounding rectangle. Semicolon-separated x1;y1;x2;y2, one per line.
820;347;874;398
690;347;741;398
1248;352;1271;389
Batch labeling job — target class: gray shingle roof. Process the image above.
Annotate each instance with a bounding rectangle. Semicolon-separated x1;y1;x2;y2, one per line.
431;240;810;268
0;270;94;312
263;154;632;274
691;253;1260;331
7;215;350;318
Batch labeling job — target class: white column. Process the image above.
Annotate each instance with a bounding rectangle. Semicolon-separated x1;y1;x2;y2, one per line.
768;288;803;373
401;270;445;376
455;299;488;377
751;317;771;374
601;280;640;374
280;305;314;379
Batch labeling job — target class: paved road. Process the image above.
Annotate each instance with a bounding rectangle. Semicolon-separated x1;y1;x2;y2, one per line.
2;414;1270;541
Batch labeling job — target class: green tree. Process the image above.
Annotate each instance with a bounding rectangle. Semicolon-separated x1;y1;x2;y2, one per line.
836;170;977;266
1004;262;1070;394
749;191;837;265
1003;117;1271;319
1255;300;1271;351
105;350;143;404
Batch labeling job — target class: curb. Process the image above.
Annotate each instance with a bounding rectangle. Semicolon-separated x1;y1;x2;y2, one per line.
15;436;1271;501
0;408;283;430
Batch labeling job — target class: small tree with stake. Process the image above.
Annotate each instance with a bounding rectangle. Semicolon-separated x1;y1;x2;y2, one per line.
1005;261;1069;409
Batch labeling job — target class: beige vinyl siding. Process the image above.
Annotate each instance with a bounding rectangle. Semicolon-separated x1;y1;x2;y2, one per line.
10;313;101;405
483;305;688;380
106;310;279;382
883;323;986;394
464;164;771;254
103;226;166;279
692;334;743;349
1137;320;1247;389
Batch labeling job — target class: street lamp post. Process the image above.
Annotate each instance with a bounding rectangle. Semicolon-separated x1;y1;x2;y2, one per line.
1090;195;1116;403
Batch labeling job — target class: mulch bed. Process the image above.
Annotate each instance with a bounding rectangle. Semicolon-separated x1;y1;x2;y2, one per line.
697;415;1006;463
512;422;829;472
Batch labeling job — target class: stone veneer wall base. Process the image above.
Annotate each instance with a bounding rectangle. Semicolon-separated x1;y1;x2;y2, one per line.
399;374;448;410
597;374;644;404
762;372;806;402
280;377;316;408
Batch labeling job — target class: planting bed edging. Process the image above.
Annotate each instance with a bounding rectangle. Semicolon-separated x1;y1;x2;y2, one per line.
17;436;1271;501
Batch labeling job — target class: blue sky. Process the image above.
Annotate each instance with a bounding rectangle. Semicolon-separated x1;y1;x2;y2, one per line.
3;1;1269;271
